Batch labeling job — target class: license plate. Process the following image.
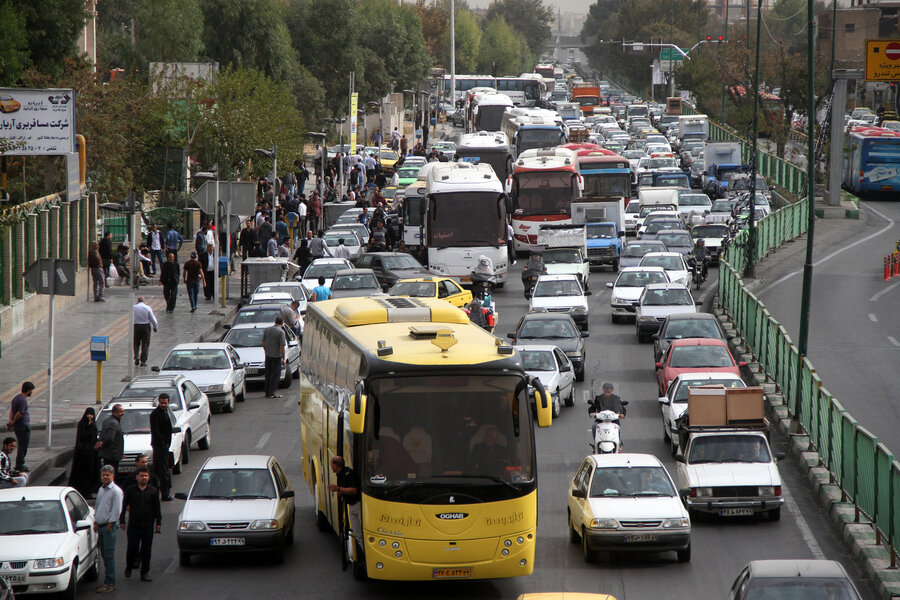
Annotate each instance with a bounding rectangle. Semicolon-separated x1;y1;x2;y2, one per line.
624;533;659;543
1;574;25;584
432;567;472;579
247;369;259;375
719;508;754;516
210;537;245;546
459;276;472;282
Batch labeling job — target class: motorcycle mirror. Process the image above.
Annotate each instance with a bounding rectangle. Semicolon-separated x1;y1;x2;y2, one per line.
621;399;628;406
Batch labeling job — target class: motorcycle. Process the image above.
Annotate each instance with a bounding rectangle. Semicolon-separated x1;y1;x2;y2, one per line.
589;410;623;454
471;254;498;301
687;256;706;290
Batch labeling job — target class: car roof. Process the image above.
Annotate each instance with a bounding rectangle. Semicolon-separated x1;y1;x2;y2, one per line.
515;344;562;353
100;401;161;412
170;343;232;351
397;277;447;283
535;274;581;282
669;337;728;348
664;313;718;321
619;266;666;273
746;559;850;579
250;292;293;300
673;372;743;384
588;453;663;468
255;282;302;288
643;252;683;259
127;374;182;385
200;455;273;470
310;257;352;265
0;486;69;502
520;312;578;323
645;282;688;291
334;268;376;276
226;323;276;331
657;229;692;236
238;303;283;311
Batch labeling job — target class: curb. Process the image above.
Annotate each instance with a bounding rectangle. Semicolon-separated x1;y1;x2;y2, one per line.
713;302;900;600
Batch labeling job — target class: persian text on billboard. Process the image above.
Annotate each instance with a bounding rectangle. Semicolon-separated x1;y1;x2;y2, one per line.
0;88;75;155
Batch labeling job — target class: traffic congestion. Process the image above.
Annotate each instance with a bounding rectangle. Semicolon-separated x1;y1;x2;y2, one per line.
0;59;873;600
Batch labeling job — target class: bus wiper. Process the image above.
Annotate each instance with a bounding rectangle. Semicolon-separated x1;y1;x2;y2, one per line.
433;474;520;493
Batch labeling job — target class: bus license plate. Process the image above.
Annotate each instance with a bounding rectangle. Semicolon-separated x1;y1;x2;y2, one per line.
625;533;658;543
720;508;754;516
210;537;245;546
432;567;472;579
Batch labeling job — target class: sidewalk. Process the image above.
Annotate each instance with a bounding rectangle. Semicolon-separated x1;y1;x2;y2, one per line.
1;264;240;484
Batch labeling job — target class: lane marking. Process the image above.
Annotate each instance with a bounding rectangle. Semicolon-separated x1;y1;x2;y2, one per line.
782;482;826;559
163;557;178;575
889;336;900;347
870;279;900;303
256;432;271;449
283;397;294;409
868;313;879;322
755;201;896;297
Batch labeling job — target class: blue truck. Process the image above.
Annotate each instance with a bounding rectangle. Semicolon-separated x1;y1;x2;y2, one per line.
702;142;748;198
569;197;626;271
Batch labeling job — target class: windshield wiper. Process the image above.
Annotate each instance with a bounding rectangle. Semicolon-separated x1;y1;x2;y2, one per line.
4;528;63;534
190;494;232;499
433;474;520;493
632;491;671;496
231;494;274;499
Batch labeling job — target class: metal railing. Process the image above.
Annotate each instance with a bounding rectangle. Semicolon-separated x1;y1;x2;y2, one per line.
718;201;900;564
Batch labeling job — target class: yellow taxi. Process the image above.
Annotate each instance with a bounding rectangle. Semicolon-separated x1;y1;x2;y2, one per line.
365;146;400;174
0;95;21;114
388;277;473;308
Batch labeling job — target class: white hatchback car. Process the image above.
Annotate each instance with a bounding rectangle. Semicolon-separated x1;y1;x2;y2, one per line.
98;401;188;474
529;274;591;331
639;251;691;286
155;343;247;414
517;344;576;417
0;487;100;597
567;454;691;563
221;323;301;387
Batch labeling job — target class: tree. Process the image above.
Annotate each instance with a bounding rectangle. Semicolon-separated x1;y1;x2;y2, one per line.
477;17;527;76
134;0;203;63
485;0;553;58
15;0;87;77
416;0;448;64
442;8;480;74
360;0;432;93
0;1;29;85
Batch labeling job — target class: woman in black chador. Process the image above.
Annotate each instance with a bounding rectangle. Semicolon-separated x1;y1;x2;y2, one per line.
68;407;100;497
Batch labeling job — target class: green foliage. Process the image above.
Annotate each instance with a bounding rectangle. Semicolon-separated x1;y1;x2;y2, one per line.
442;8;481;74
14;0;86;77
477;17;529;76
0;1;29;85
485;0;553;57
134;0;203;63
360;0;432;94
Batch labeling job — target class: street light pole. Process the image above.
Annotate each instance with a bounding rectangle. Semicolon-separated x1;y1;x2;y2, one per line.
743;0;763;278
450;0;456;111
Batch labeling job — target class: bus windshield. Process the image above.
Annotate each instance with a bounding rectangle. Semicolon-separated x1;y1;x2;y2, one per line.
456;150;510;181
404;195;426;227
475;106;507;132
583;172;630;198
429;192;505;247
517;129;563;154
363;374;535;503
514;172;572;215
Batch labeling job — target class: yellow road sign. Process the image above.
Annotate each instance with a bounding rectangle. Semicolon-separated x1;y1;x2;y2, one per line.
866;39;900;81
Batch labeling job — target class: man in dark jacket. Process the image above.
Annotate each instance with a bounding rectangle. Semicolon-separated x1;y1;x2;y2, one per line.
158;253;180;312
238;220;258;260
149;395;173;501
198;243;216;301
99;232;114;276
119;467;161;581
95;404;124;474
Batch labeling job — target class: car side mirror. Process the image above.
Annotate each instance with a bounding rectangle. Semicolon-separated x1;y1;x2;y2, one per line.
506;332;516;341
289;340;299;347
775;452;786;462
658;396;668;405
524;291;532;299
560;364;572;373
739;361;748;367
282;490;295;498
655;362;663;369
618;231;625;237
584;290;592;296
581;331;589;338
571;488;586;499
675;455;686;463
605;282;613;288
726;334;734;340
695;299;703;305
75;519;92;531
172;426;182;433
151;366;160;372
188;403;200;410
222;324;231;330
175;492;188;500
651;333;659;340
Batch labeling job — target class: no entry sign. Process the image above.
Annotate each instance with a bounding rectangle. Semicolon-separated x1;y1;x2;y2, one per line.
866;39;900;81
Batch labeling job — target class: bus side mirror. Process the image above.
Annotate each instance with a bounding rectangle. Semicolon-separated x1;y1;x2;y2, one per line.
532;377;552;428
349;390;367;434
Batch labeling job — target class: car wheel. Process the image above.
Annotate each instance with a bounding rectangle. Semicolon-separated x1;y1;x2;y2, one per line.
575;364;585;382
565;385;575;408
663;423;671;443
179;551;191;567
677;543;691;563
552;394;560;418
198;419;211;450
582;528;596;563
285;509;296;545
236;387;246;402
670;436;679;457
638;332;649;343
292;361;300;379
181;434;191;465
568;512;580;544
84;551;100;582
224;391;235;413
61;560;78;600
611;314;620;324
768;507;781;522
611;259;619;271
173;455;182;475
280;365;292;388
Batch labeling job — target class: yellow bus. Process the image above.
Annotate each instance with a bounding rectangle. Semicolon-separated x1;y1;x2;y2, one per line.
299;296;552;580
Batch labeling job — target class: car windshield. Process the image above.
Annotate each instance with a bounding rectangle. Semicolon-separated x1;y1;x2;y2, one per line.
643;288;692;306
233;308;281;325
622;150;645;159
119;383;177;400
586;224;617;239
711;201;736;212
648;158;677;169
332;274;379;290
162;349;231;371
382;256;422;270
542;249;581;264
519;318;578;339
689;435;771;464
590;466;675;497
663;319;722;340
656;233;692;248
520;350;555;371
616;271;669;287
398;167;420;178
645;220;682;234
669;345;733;368
692;225;729;238
623;243;663;257
533;279;582;297
223;328;265;348
673;379;744;403
304;264;345;279
390;281;436;297
324;235;359;248
254;285;303;300
0;500;68;534
625;203;641;214
743;577;860;600
679;195;711;207
655;175;687;187
640;205;675;218
99;408;154;434
190;468;277;500
641;255;683;270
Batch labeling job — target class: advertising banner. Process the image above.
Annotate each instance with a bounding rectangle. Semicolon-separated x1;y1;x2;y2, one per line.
350;92;359;153
0;88;75;155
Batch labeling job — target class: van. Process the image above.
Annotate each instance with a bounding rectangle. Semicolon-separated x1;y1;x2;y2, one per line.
638;188;681;210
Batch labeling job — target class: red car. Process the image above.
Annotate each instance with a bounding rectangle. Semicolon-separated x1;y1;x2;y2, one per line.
655;338;746;395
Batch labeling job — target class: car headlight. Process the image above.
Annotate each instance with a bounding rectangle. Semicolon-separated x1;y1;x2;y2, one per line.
250;519;279;530
206;384;225;392
571;306;587;313
662;517;690;528
692;487;714;498
589;518;619;529
638;315;657;322
567;350;583;359
33;558;65;569
179;521;206;531
759;486;781;496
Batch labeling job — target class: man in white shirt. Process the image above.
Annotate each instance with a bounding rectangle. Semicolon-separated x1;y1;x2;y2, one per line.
297;200;307;239
94;465;124;593
280;300;301;335
333;238;352;260
133;296;158;367
147;225;163;275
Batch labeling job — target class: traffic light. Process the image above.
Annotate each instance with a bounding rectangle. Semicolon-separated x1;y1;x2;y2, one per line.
491;61;497;77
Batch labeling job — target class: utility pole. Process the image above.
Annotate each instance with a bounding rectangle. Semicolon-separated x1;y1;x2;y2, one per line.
722;1;729;121
450;0;456;112
744;0;763;278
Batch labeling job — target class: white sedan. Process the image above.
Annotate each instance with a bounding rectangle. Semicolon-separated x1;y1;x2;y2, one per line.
605;266;670;323
639;252;691;287
658;373;746;456
517;344;576;417
155;343;247;414
98;401;188;474
567;453;691;563
221;323;301;388
300;257;353;293
529;274;591;331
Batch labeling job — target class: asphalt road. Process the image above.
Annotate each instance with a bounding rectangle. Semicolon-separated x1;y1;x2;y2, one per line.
89;254;877;600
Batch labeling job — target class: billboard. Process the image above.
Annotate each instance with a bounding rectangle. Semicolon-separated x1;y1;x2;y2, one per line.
0;88;76;155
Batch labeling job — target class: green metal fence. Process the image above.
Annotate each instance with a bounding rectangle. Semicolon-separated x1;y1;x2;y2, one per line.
718;199;900;564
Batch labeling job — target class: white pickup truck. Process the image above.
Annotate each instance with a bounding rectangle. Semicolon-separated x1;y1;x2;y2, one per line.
536;224;591;291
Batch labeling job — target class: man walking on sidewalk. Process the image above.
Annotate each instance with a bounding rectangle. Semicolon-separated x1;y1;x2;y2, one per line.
147;224;164;275
149;394;173;501
94;465;123;593
7;381;33;472
120;467;161;582
95;404;124;474
164;223;183;255
133;297;158;367
262;317;286;399
182;251;204;313
89;242;105;302
158;252;180;312
199;243;216;301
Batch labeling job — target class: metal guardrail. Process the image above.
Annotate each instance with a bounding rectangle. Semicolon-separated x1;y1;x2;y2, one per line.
718;202;900;564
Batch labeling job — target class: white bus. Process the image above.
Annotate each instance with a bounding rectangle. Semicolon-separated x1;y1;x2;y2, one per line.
444;75;545;107
455;130;513;182
470;92;514;132
424;162;510;285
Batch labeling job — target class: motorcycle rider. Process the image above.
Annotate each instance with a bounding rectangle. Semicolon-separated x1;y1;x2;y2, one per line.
691;239;709;280
588;382;626;424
